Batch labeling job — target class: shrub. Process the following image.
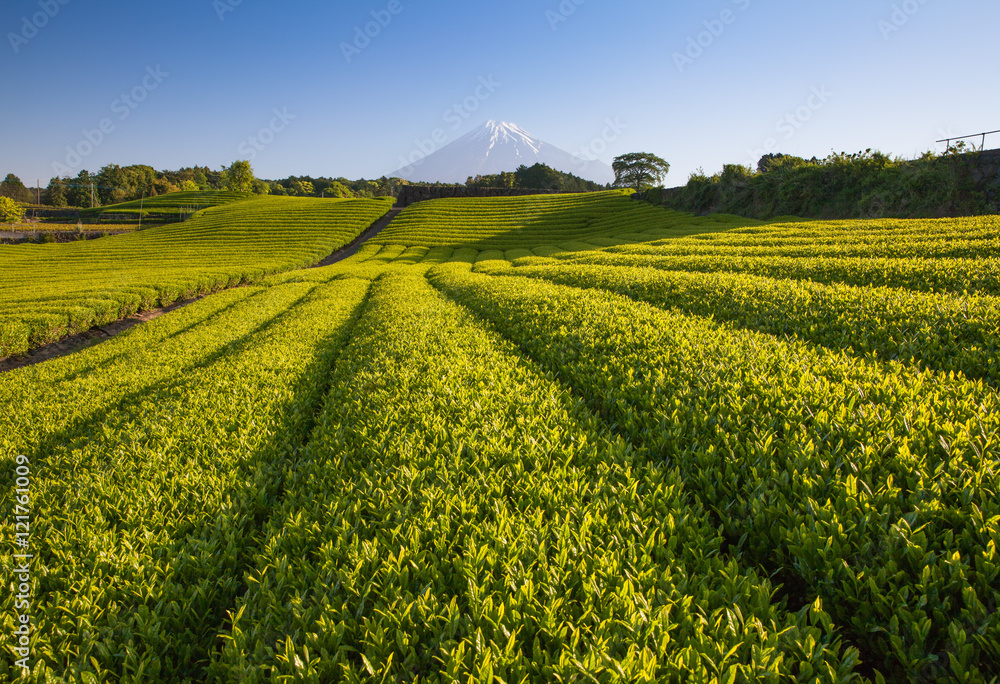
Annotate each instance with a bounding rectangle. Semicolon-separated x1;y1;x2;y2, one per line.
0;196;25;223
653;149;991;219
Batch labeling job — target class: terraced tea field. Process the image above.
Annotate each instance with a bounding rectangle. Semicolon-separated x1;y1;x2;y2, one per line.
371;190;752;250
0;195;392;358
2;191;998;682
77;189;250;220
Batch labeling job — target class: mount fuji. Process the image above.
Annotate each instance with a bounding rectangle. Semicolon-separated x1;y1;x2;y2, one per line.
388;121;616;185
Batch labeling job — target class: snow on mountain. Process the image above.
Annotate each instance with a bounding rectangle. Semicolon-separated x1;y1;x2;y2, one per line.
388;120;616;185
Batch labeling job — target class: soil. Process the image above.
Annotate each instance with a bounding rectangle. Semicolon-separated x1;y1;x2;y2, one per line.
1;207;402;372
0;298;201;374
0;230;130;245
312;208;401;267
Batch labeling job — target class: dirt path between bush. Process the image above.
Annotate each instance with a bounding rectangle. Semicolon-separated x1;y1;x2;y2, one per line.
2;207;404;373
312;208;401;267
0;299;201;374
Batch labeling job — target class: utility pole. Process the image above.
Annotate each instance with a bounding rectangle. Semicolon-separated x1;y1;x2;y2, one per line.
90;183;95;209
138;192;144;230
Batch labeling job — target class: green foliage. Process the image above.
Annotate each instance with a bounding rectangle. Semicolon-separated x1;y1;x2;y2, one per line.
0;173;33;203
654;149;990;219
0;196;392;357
213;271;857;681
2;191;999;681
613;152;671;192
44;178;67;207
373;190;694;250
64;170;96;208
291;179;314;196
0;196;25;223
466;169;517;188
76;190;250;220
324;181;353;198
224;160;255;194
467;164;606;192
556;216;1000;296
0;279;370;681
430;256;1000;682
95;164;157;204
268;175;399;199
476;257;1000;383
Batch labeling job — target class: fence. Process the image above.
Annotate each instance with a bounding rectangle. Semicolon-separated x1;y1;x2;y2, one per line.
937;129;1000;151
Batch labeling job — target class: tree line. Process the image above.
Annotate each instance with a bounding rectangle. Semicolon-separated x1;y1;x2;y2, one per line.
1;152;672;209
1;166;235;209
0;165;411;209
466;163;609;192
642;147;991;219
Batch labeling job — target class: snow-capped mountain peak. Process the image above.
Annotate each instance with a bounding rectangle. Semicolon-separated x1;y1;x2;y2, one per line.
471;120;542;158
388;120;614;185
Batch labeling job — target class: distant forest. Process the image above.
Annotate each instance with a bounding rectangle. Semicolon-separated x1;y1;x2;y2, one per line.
0;162;605;208
465;164;606;192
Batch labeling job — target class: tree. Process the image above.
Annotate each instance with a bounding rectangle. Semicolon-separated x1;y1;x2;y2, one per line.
514;163;562;190
224;160;255;193
290;179;314;196
153;176;178;196
95;164;158;204
0;196;25;223
66;170;97;208
0;174;32;203
612;153;671;192
327;181;353;198
96;164;127;204
45;178;68;207
356;180;379;197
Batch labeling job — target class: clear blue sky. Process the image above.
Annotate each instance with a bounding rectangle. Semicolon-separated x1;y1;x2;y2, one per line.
2;0;997;186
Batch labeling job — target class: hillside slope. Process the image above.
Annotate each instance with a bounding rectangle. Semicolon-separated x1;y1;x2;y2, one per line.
0;196;392;358
371;190;748;250
3;203;998;681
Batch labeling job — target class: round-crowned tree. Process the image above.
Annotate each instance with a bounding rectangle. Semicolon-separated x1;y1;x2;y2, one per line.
613;153;671;193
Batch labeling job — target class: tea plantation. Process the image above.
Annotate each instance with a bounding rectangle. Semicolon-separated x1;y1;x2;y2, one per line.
1;191;997;682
